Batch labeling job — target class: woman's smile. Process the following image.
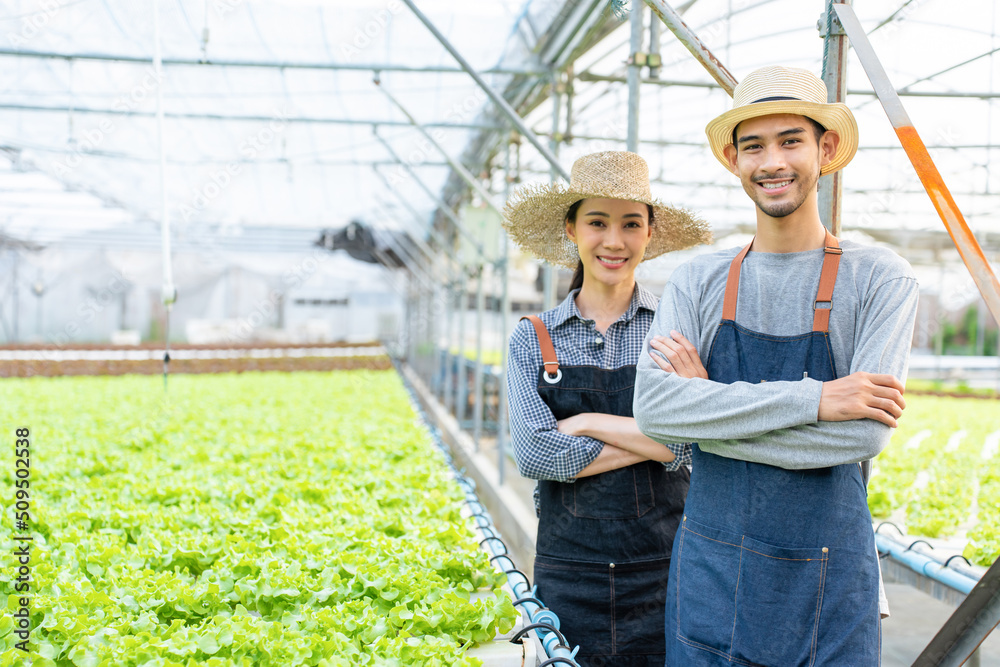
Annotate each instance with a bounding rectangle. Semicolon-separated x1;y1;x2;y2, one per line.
597;255;628;268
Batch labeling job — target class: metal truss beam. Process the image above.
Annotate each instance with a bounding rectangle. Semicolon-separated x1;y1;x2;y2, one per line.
0;48;544;76
643;0;738;95
401;0;570;182
0;103;501;130
576;73;1000;99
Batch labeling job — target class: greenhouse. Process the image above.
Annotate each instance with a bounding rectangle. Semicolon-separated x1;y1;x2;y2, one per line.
2;0;1000;665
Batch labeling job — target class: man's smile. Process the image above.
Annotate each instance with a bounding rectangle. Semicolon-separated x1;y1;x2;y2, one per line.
754;174;796;195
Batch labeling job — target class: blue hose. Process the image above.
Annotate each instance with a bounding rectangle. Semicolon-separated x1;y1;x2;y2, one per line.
396;362;582;666
875;532;980;595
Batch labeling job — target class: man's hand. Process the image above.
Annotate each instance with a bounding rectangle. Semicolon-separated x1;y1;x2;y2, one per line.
648;330;708;379
818;372;906;428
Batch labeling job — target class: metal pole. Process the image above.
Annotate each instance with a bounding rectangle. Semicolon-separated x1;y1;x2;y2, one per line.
0;48;547;76
543;71;563;311
649;12;662;79
11;251;18;343
427;286;436;384
643;0;739;96
977;297;987;355
936;264;946;382
153;0;176;387
425;278;434;384
473;263;485;450
400;0;571;182
818;0;850;236
627;4;645;153
834;3;1000;328
565;64;575;140
419;281;429;384
448;279;458;414
34;276;43;340
0;101;504;131
497;141;514;486
912;555;1000;667
456;266;467;422
574;72;1000;99
442;280;453;406
407;278;417;365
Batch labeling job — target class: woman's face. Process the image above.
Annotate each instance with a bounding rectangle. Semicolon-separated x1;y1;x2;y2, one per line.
565;197;652;288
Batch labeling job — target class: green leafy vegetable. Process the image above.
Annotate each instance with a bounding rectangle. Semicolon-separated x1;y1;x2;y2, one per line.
0;370;516;665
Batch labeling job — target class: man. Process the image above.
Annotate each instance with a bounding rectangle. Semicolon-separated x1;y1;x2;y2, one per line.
633;66;919;665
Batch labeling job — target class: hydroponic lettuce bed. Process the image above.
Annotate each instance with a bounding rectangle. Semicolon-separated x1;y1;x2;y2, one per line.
868;394;1000;566
0;355;393;378
0;370;516;666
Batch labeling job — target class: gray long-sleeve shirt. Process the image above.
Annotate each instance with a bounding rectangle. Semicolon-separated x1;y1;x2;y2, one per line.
634;239;919;469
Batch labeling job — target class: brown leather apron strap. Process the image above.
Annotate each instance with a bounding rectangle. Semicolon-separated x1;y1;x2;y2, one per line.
812;230;842;333
721;240;754;322
721;230;843;332
521;315;560;379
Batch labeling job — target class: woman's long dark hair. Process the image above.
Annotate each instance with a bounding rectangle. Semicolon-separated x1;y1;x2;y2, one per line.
566;200;654;293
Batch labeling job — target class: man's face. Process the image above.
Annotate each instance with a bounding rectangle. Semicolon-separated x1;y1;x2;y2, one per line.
723;113;838;220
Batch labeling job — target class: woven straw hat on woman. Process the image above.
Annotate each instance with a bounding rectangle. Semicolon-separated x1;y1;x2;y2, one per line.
502;151;711;269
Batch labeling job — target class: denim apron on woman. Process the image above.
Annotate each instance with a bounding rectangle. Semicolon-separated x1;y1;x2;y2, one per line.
522;315;689;667
664;233;880;666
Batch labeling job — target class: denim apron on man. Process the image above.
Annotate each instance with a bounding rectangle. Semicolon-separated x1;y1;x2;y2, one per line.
522;315;689;667
664;233;881;666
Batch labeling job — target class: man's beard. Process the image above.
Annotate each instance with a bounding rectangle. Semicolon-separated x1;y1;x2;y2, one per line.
749;169;817;218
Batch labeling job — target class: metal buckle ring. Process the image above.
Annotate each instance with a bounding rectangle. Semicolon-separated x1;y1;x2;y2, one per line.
543;368;562;384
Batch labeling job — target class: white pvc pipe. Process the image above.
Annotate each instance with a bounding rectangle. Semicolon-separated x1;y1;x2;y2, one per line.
153;0;176;308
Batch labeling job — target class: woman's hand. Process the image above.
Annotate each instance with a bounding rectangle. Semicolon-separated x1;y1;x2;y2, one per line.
557;413;677;464
556;413;591;437
649;330;708;379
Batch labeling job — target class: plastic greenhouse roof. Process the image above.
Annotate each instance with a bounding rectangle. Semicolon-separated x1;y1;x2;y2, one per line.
0;0;997;268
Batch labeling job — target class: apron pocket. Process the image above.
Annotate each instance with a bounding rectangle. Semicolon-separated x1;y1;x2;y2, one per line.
732;535;828;666
675;519;829;666
611;557;670;657
534;555;613;658
562;464;654;519
674;519;741;658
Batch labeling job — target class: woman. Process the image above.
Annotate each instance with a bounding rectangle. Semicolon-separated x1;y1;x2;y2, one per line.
503;151;711;666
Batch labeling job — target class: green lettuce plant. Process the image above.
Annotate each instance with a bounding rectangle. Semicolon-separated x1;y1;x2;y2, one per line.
0;371;517;665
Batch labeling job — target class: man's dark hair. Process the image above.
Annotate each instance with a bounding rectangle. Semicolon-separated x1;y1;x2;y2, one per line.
730;116;827;151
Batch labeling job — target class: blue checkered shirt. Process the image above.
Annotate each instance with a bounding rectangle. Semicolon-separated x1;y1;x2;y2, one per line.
506;285;692;509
